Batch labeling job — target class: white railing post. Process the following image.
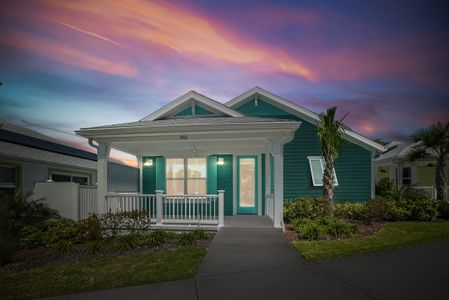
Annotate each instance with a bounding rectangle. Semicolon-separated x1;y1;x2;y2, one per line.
218;190;225;227
156;190;163;225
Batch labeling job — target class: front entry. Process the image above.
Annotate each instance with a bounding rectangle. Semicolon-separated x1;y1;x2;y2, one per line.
237;156;258;214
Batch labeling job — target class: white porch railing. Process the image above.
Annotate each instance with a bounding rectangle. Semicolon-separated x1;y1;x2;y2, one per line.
105;190;224;227
409;186;449;200
409;186;437;200
266;193;275;220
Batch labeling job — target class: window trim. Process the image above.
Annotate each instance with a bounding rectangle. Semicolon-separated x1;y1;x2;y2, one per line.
307;156;338;187
0;164;19;197
50;170;90;185
165;157;207;195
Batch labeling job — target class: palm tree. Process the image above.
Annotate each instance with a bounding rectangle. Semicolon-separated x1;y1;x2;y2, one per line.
408;121;449;200
317;106;346;208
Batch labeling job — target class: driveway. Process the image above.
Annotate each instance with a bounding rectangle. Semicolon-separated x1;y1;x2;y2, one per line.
44;217;449;300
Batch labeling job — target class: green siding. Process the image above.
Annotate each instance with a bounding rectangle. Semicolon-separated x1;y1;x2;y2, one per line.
207;155;217;194
196;105;214;116
175;106;192;116
217;154;233;215
235;96;372;202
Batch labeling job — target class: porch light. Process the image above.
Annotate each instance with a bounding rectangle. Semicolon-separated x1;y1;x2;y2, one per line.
144;158;153;167
217;157;225;165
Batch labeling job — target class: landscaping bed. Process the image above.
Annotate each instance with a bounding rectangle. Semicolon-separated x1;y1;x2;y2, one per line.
284;192;449;261
0;196;214;299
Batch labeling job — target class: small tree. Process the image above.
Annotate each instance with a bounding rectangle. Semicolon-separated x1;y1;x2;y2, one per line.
317;106;346;209
408;121;449;200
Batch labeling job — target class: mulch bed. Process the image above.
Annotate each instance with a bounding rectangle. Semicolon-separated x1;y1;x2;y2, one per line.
1;233;214;275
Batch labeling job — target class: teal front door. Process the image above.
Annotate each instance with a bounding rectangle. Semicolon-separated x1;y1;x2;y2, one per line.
237;156;258;214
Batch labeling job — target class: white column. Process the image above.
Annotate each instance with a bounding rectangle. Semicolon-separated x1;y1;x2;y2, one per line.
97;143;111;215
273;154;284;228
156;190;163;225
137;155;143;193
265;151;271;195
218;190;225;227
370;151;375;199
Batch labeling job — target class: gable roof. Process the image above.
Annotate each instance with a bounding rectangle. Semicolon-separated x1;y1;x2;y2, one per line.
227;87;385;152
140;90;244;121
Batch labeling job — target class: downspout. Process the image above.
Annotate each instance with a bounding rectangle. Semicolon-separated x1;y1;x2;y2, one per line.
88;138;99;150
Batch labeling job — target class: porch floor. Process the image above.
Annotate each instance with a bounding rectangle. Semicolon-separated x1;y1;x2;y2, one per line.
224;216;274;229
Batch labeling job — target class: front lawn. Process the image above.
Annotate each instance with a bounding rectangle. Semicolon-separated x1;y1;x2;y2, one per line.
294;221;449;261
0;247;206;300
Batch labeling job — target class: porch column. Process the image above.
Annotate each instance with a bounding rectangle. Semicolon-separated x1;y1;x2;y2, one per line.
265;151;271;195
137;155;143;193
271;139;284;229
97;143;111;215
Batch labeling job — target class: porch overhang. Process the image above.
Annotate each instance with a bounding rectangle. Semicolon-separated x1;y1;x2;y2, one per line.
76;117;301;156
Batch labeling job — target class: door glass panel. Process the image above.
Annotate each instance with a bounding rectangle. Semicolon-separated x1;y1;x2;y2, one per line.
239;158;255;207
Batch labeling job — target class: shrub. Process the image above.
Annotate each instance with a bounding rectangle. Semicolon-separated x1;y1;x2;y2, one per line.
85;239;108;254
293;219;326;240
78;214;102;242
284;196;331;223
322;217;358;238
47;219;79;253
139;230;174;248
375;178;394;197
101;210;151;237
114;233;141;250
177;232;196;246
363;197;406;221
438;201;449;220
191;229;208;240
334;202;365;220
396;198;438;221
291;217;358;240
19;226;46;249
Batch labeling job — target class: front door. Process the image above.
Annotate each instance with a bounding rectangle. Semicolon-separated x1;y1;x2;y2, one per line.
237;156;258;214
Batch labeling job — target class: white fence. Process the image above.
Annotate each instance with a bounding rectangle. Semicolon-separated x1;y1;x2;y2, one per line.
409;186;449;200
78;185;98;220
105;190;224;227
266;194;275;220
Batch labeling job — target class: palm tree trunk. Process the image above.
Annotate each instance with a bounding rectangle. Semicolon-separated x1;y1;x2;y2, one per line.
323;158;334;213
435;157;448;200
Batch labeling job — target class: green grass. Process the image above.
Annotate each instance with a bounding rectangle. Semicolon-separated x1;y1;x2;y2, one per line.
0;247;207;300
294;221;449;261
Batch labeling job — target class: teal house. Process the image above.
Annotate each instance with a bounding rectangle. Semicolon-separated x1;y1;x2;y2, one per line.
77;87;384;229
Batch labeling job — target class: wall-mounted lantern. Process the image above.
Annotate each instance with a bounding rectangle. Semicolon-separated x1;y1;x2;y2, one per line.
144;158;154;167
217;157;225;166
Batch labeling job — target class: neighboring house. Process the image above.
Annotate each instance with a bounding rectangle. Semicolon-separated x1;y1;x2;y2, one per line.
374;140;449;198
77;87;384;229
0;122;138;198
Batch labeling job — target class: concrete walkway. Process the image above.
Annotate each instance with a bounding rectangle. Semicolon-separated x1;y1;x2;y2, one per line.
44;217;449;300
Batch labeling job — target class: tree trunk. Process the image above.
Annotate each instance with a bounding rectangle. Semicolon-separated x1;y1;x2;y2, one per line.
323;157;334;214
435;157;448;200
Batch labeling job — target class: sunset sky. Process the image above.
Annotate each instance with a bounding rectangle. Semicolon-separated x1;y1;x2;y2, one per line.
1;0;448;166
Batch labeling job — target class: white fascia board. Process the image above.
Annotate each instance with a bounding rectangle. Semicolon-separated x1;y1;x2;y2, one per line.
76;121;300;140
140;91;243;121
227;86;385;153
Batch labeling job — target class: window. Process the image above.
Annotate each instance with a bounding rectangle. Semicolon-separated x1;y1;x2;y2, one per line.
308;157;338;187
402;167;411;186
187;158;206;195
0;166;17;198
166;158;206;195
51;173;89;185
166;158;185;195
